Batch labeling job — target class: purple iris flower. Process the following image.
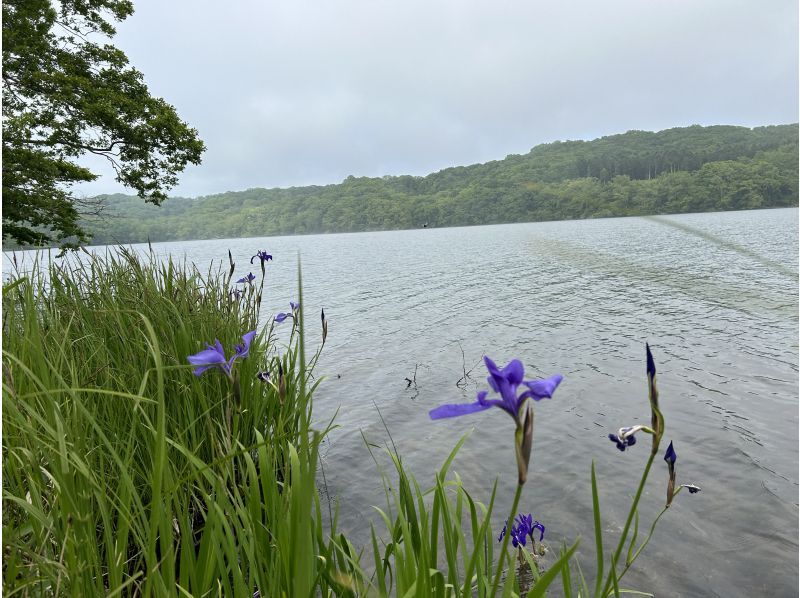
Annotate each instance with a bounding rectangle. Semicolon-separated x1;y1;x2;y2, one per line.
498;513;546;548
275;302;299;324
429;356;563;426
256;371;270;382
664;441;677;466
250;251;273;264
230;288;243;300
187;330;257;378
681;484;701;494
236;272;256;284
608;426;641;451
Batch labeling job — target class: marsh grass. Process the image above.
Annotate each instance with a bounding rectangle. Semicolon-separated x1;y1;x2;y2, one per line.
2;249;331;596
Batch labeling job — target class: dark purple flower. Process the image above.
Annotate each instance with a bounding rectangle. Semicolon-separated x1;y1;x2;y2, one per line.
187;330;257;378
498;513;545;548
236;272;256;284
498;520;527;548
229;288;243;300
608;425;643;451
646;342;657;378
664;440;678;506
250;251;273;264
681;484;701;494
530;520;545;542
256;371;270;382
664;441;677;466
274;312;291;323
429;356;562;426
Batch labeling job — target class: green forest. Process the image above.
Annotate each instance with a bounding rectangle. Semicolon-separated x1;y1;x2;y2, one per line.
84;123;798;245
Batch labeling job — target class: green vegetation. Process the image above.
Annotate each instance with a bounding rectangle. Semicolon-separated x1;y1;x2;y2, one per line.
82;123;797;245
3;250;698;596
2;0;204;247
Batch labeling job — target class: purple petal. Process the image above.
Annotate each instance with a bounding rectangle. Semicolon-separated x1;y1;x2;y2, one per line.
429;401;493;420
188;340;229;377
521;374;563;401
646;343;656;377
531;521;545;541
228;330;257;370
191;364;218;377
476;390;505;410
187;342;226;367
483;356;502;392
663;440;676;465
236;330;257;358
274;312;290;323
502;359;525;386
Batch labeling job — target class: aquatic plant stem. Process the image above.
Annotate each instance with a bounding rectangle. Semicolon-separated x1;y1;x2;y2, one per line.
600;450;657;597
491;482;523;596
616;505;669;585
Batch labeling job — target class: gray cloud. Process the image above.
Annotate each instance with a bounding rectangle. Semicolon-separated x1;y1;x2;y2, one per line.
76;0;799;198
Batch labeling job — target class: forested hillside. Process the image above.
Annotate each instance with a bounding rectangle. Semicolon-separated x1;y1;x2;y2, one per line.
85;123;799;245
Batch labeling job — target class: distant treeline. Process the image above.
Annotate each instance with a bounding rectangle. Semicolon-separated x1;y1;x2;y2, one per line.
86;123;798;245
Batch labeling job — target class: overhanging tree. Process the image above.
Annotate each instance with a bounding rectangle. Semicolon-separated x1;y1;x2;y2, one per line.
2;0;205;247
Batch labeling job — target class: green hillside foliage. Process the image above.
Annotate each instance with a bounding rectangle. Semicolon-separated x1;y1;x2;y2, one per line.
85;123;798;245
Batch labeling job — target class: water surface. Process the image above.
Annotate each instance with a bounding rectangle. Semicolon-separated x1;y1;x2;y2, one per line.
6;208;798;595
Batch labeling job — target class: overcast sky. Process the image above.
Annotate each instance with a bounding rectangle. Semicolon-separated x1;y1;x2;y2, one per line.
77;0;799;198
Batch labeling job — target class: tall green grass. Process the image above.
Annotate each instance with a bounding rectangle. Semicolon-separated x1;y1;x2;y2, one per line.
2;249;336;596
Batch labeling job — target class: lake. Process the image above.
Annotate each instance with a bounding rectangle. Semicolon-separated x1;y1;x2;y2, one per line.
5;207;798;595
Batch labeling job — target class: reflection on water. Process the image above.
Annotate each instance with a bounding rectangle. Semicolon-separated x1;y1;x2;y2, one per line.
4;208;798;595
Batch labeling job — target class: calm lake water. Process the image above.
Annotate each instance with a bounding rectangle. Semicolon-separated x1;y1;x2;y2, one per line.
5;208;798;595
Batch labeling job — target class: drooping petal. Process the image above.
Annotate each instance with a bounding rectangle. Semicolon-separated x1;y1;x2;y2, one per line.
608;434;627;451
274;312;290;323
187;343;226;367
498;522;506;543
187;340;228;376
429;401;493;420
520;374;563;401
531;521;545;541
476;389;506;410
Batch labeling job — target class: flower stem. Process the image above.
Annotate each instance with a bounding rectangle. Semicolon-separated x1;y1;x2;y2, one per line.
616;505;669;585
600;449;657;597
491;482;524;596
